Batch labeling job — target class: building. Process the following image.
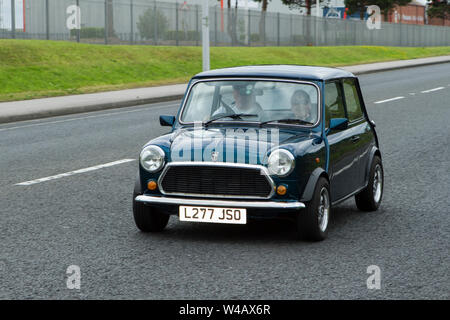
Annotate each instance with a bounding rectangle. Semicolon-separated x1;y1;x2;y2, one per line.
385;0;426;25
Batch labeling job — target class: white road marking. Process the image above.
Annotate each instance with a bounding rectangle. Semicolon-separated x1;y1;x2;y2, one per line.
15;159;136;186
0;103;179;132
408;93;416;96
421;87;445;93
374;96;405;104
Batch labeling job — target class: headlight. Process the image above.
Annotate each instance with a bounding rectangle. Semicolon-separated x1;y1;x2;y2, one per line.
267;149;295;177
140;145;165;172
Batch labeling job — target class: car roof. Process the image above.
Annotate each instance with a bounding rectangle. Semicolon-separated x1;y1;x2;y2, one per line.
192;65;355;81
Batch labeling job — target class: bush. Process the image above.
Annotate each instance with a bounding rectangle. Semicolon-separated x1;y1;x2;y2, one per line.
70;27;105;38
250;33;260;42
165;30;200;41
291;34;309;44
137;8;169;40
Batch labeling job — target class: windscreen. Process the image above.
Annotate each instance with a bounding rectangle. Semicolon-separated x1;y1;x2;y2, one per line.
180;80;319;126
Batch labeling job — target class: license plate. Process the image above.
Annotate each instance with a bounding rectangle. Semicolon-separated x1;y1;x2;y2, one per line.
179;206;247;225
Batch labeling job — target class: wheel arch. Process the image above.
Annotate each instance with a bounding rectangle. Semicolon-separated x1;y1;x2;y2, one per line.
364;147;382;185
300;167;329;202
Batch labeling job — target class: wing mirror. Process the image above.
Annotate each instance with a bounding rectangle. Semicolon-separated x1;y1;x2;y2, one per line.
160;115;175;127
328;118;349;132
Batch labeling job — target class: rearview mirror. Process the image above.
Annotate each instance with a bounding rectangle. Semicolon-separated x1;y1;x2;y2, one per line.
160;115;175;127
329;118;349;131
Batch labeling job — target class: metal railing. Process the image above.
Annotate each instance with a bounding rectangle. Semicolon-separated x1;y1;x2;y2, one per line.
0;0;449;46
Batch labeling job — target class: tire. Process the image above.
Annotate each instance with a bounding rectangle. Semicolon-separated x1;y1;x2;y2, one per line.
355;156;383;212
132;176;169;232
297;177;331;241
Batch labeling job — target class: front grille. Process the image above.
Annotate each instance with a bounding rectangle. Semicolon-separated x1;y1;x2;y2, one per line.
159;163;274;199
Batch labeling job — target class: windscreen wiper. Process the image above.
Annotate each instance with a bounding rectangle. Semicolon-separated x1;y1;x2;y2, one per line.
259;118;314;126
204;113;258;126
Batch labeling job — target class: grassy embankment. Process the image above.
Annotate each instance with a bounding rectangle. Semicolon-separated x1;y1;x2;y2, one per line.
0;39;449;102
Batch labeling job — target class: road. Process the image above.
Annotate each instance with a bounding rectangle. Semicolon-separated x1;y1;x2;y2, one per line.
1;63;449;299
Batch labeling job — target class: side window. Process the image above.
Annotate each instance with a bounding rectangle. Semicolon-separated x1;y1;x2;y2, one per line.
343;79;363;121
324;82;345;128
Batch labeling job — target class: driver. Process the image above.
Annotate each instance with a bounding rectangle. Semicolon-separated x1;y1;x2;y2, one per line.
212;83;262;117
290;89;314;123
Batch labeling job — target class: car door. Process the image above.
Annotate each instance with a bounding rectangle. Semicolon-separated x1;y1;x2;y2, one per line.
324;80;357;202
342;78;373;190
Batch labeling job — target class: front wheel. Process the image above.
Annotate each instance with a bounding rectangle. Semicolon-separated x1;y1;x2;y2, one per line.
355;156;383;212
133;200;170;232
132;177;169;232
296;177;331;241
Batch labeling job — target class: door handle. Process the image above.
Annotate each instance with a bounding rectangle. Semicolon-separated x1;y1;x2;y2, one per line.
351;135;360;143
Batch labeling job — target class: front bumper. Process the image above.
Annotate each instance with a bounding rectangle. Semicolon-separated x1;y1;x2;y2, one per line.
135;195;305;210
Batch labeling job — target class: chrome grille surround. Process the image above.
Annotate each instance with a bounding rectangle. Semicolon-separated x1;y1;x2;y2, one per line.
158;162;276;199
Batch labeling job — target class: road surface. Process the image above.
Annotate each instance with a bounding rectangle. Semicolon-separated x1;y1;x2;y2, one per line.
1;63;449;299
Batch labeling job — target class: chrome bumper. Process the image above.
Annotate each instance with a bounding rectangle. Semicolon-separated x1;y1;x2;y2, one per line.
135;195;306;210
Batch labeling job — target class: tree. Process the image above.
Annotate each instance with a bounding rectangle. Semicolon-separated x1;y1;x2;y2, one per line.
137;7;169;40
427;0;450;20
281;0;326;45
229;0;239;44
344;0;372;20
106;0;115;38
375;0;412;20
254;0;272;42
281;0;326;16
216;0;239;44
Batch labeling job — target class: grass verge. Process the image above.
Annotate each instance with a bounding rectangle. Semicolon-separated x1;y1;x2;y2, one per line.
1;40;449;102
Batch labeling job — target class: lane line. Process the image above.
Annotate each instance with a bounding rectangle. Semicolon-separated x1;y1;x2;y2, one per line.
0;103;179;133
421;87;445;93
374;96;405;104
15;159;136;186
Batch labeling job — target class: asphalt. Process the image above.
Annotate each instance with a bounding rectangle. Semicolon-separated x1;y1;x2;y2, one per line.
0;63;449;299
0;55;449;124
